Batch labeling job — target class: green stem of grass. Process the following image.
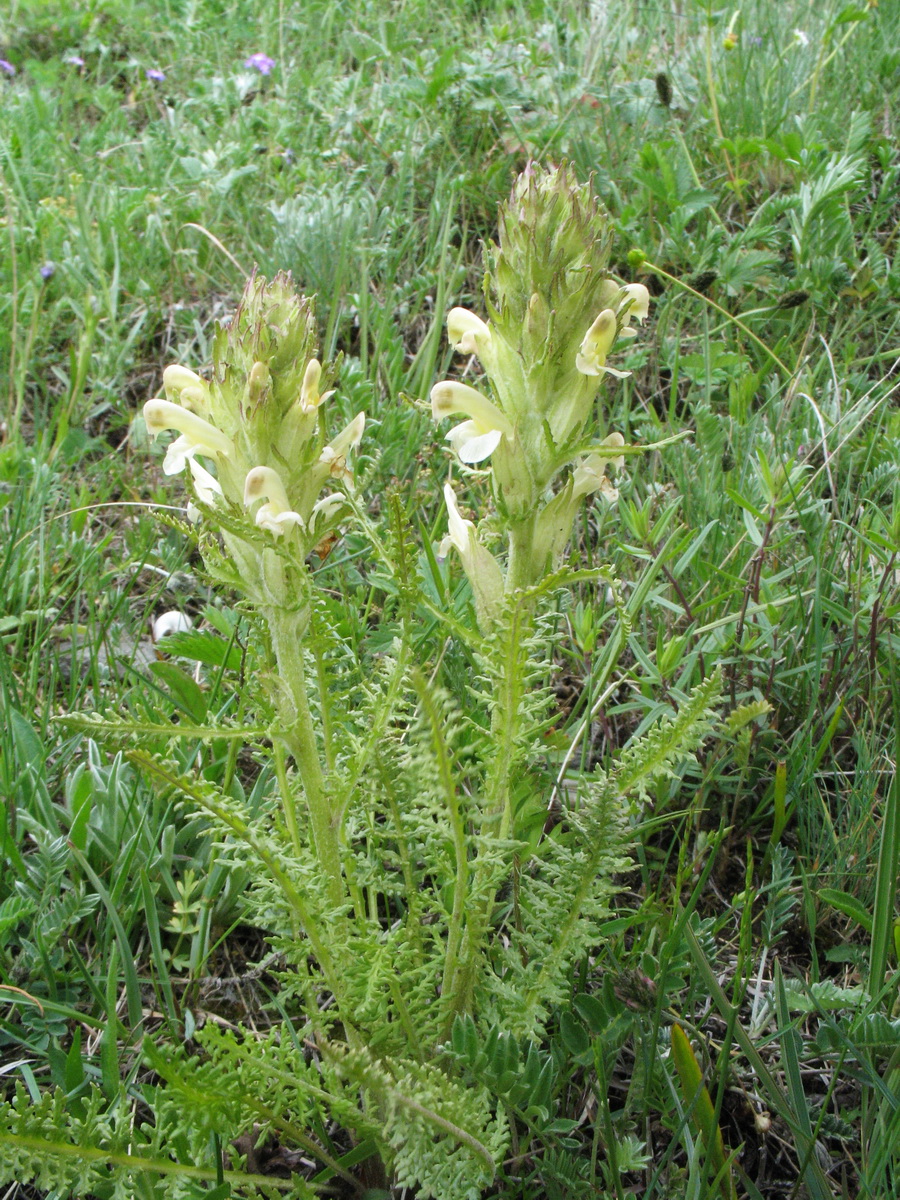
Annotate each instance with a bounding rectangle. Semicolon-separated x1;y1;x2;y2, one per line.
642;258;793;379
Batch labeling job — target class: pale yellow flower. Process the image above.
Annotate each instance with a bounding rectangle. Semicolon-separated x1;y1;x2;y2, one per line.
572;433;626;503
430;381;513;464
619;284;650;337
447;307;492;356
243;466;304;535
143;398;233;475
318;412;365;483
575;310;631;379
299;358;335;413
440;482;504;626
186;459;223;521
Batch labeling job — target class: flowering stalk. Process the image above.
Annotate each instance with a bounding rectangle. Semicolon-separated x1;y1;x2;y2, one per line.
432;165;649;598
143;273;361;906
434;167;651;1020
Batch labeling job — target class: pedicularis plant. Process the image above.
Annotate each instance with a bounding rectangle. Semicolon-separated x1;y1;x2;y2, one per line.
3;166;720;1199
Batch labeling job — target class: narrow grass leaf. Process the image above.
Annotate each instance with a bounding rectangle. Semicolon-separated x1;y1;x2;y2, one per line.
670;1023;736;1200
870;723;900;993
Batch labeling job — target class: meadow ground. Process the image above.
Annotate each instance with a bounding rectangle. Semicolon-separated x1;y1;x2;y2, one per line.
1;1;900;1196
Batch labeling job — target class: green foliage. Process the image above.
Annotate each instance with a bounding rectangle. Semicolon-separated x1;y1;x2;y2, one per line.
2;0;900;1197
0;1079;306;1197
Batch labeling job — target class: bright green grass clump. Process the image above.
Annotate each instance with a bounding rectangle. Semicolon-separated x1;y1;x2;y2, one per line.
1;0;900;1197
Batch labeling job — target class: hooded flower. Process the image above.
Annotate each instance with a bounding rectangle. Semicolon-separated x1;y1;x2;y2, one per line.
575;310;631;379
447;307;492;356
189;459;222;503
243;466;304;535
430;381;513;465
186;459;222;522
319;412;365;483
163;364;207;396
618;284;650;337
441;483;504;627
572;433;626;504
531;433;627;570
143;398;233;475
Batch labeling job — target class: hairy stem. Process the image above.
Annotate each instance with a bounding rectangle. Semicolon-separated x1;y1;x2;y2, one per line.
266;605;345;907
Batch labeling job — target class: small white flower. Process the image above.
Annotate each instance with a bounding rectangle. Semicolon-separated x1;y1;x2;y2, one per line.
447;307;492;356
186;459;223;521
143;398;232;475
189;459;222;506
243;466;304;536
311;493;344;521
152;610;192;642
619;283;650;337
440;483;476;560
430;381;513;465
793;29;810;47
575;310;631;379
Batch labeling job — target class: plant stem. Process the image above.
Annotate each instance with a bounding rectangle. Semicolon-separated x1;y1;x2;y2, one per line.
272;739;302;857
507;512;538;591
266;605;345;907
489;514;539;839
441;515;541;1030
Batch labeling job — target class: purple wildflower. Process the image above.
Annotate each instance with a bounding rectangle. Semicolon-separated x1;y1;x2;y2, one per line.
64;54;85;67
0;59;15;77
748;35;764;47
145;67;166;82
244;53;275;76
40;262;55;281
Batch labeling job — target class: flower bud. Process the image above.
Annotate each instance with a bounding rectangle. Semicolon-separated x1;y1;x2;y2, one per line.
300;358;333;411
248;361;270;406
